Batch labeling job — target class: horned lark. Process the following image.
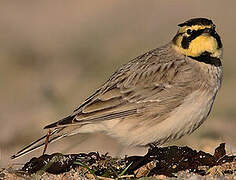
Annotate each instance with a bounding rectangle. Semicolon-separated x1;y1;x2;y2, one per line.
12;18;223;159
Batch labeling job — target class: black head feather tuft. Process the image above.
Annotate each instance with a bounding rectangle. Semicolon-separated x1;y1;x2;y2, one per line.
178;18;213;27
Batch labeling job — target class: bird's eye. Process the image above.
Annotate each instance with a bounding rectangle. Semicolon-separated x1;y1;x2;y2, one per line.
187;29;192;35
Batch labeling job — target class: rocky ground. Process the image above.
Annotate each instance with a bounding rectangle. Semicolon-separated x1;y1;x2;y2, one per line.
1;143;235;179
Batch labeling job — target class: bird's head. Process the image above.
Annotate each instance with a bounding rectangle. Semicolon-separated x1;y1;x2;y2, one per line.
172;18;223;63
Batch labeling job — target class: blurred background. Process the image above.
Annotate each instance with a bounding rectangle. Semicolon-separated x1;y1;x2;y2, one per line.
0;1;235;167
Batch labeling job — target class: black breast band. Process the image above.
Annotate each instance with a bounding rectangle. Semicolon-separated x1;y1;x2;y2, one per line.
189;51;222;67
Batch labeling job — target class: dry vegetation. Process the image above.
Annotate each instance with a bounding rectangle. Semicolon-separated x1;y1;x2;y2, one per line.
0;1;235;179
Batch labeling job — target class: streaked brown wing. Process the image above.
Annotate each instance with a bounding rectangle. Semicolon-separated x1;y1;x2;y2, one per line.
45;48;198;129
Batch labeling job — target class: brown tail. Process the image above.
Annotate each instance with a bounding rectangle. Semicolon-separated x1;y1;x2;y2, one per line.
11;128;66;159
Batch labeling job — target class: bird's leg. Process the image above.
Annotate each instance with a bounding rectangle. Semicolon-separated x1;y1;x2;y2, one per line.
43;129;51;155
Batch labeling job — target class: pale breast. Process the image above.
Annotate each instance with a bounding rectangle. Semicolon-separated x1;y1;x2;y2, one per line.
104;57;222;146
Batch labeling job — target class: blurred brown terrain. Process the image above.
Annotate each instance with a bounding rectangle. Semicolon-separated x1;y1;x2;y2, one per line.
0;1;235;168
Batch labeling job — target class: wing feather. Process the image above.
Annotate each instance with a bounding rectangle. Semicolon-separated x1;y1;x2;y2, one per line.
45;47;199;129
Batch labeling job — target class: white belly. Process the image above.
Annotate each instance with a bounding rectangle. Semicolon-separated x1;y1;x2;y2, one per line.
106;89;217;146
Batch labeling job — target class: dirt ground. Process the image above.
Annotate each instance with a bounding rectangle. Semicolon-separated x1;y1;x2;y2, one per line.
0;1;235;178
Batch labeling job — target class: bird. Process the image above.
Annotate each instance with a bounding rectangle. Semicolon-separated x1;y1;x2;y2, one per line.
11;17;223;159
